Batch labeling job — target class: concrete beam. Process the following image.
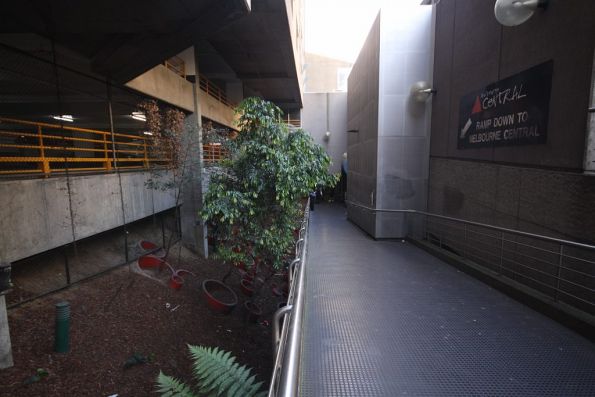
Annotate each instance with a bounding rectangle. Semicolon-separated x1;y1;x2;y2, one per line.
125;65;237;129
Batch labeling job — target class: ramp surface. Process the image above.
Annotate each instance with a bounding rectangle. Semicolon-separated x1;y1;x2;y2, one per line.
299;204;595;396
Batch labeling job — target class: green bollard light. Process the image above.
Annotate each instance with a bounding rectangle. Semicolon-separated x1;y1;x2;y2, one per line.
54;301;70;353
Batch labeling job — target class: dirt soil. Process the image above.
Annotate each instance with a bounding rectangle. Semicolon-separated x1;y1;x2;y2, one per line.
0;244;285;397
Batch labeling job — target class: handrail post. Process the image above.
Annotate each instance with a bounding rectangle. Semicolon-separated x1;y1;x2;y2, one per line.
295;238;304;257
37;125;50;177
143;139;149;169
272;305;293;356
463;223;468;259
103;132;112;172
288;258;300;285
554;245;564;301
499;231;504;275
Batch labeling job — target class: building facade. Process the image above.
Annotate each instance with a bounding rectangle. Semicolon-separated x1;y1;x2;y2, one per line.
0;0;305;369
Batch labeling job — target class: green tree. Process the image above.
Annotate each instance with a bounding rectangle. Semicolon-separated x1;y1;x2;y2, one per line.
201;97;337;271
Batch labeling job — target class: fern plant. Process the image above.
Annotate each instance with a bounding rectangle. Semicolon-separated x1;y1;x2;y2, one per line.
156;345;267;397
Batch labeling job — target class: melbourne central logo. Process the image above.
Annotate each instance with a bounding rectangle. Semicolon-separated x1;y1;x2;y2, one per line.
457;61;552;149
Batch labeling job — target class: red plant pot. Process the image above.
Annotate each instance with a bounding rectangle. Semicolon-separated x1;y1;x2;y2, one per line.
242;273;254;283
240;279;255;297
139;240;158;250
202;280;238;315
138;255;165;270
234;261;246;271
244;301;262;323
169;275;184;290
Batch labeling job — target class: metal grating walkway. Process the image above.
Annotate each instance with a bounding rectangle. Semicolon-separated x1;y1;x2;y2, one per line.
299;204;595;396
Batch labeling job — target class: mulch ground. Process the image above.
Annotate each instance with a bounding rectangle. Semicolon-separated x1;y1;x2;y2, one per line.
0;245;285;397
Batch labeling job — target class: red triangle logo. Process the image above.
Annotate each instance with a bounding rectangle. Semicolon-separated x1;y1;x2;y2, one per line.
471;96;482;114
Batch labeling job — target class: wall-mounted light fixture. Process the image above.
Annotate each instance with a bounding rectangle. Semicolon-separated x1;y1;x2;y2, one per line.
410;81;436;103
494;0;548;27
324;131;331;142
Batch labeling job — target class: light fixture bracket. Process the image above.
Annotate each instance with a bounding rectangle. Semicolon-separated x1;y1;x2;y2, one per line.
410;81;436;103
494;0;548;27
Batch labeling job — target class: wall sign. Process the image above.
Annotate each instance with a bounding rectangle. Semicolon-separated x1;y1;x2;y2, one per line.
458;61;553;149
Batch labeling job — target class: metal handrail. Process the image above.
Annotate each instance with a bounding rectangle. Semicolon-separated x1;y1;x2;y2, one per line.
198;74;235;108
346;200;595;251
268;199;310;397
164;56;186;78
203;142;228;164
0;117;170;176
346;199;595;314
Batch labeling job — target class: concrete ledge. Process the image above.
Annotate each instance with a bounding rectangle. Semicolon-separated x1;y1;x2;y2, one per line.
409;238;595;342
0;171;176;263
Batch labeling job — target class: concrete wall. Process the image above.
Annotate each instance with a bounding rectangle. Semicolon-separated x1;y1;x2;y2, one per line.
375;3;433;238
430;0;595;170
0;171;176;263
429;0;595;243
301;92;348;175
429;157;595;242
125;64;237;129
346;13;381;236
304;53;352;93
347;4;434;238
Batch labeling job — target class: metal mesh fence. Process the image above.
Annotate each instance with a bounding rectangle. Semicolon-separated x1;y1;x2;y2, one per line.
423;216;595;316
0;43;184;307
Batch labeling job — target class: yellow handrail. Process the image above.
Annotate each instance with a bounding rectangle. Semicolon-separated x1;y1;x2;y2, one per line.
198;74;235;108
164;56;186;78
0;117;171;177
203;143;228;164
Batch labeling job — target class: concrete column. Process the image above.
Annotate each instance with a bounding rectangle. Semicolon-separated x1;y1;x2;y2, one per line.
180;46;209;257
0;295;13;369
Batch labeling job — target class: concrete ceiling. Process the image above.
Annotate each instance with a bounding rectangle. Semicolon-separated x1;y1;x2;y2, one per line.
207;0;302;111
0;0;303;112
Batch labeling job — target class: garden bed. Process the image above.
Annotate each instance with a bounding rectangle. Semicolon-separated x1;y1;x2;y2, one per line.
0;244;282;397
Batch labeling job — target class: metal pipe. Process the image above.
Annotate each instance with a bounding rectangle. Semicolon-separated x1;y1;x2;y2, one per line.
288;258;300;286
272;305;293;355
268;201;310;396
345;200;595;252
278;211;309;396
295;238;304;257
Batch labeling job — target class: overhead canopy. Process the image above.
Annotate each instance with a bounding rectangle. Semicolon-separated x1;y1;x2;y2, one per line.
0;0;302;112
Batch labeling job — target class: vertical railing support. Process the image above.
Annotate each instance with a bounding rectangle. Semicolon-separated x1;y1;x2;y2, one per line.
463;223;468;259
499;231;505;275
143;139;149;169
37;125;50;176
554;245;564;301
103;132;112;172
